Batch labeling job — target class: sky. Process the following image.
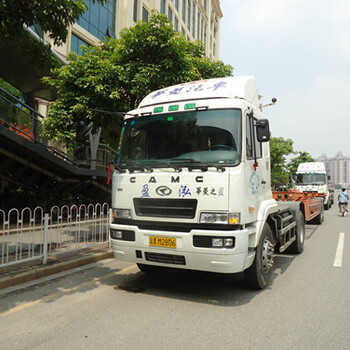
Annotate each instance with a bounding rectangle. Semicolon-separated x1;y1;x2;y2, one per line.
219;0;350;159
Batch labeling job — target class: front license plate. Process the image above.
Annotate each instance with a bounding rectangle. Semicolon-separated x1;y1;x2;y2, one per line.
149;236;176;249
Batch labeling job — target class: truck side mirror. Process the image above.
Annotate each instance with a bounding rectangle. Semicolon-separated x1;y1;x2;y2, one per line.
255;119;270;142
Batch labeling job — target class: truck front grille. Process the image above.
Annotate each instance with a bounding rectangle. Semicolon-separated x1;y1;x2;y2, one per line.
145;252;186;265
133;198;197;219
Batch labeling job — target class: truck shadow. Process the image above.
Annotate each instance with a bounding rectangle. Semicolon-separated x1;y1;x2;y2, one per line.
0;251;299;314
305;224;321;240
109;253;297;307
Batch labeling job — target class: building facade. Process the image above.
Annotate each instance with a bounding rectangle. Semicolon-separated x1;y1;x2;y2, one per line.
51;0;222;62
318;152;350;187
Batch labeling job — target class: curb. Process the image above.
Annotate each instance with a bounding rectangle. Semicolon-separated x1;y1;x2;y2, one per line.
0;249;114;290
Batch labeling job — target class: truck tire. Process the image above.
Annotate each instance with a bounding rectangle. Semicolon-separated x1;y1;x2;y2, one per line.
244;224;275;290
288;212;305;254
314;204;324;225
324;202;329;210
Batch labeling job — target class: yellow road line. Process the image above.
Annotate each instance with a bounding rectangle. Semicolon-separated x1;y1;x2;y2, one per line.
0;264;137;318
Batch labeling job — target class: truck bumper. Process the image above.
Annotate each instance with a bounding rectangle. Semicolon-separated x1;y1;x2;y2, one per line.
109;223;256;274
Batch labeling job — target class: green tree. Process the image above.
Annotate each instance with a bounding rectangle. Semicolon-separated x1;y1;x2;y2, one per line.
270;136;295;188
287;151;315;176
0;78;23;124
0;78;21;98
42;11;233;149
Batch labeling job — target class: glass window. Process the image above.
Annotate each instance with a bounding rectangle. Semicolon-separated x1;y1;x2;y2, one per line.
133;0;138;22
192;3;196;37
197;13;200;39
175;0;179;11
174;17;179;31
246;114;262;159
255;127;262;159
246;115;253;159
90;2;99;28
77;0;115;40
296;174;326;185
29;24;44;38
168;7;173;22
201;19;204;41
182;0;186;21
71;34;90;55
142;7;149;22
99;5;108;36
187;0;191;31
117;109;242;168
161;0;166;14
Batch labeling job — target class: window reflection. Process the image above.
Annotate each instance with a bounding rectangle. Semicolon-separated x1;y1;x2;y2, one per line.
77;0;116;40
71;34;90;55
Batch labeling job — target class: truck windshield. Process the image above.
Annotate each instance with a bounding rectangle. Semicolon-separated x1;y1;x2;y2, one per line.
116;109;241;168
296;173;326;185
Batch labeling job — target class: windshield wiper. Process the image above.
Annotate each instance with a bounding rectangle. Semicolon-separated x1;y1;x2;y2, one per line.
112;159;126;173
127;165;148;173
120;160;154;173
146;160;182;172
169;158;225;171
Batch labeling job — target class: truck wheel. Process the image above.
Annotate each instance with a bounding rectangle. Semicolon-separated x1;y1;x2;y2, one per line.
324;202;329;210
244;224;275;290
288;212;305;254
314;205;324;225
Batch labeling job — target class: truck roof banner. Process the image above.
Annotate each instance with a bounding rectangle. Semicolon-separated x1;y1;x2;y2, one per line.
138;76;260;109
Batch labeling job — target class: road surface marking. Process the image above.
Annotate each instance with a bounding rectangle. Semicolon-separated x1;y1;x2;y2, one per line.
0;264;137;318
333;232;345;267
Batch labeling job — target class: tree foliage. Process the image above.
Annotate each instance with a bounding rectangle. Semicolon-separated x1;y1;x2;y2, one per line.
0;78;23;125
0;78;21;98
270;136;295;187
42;11;233;149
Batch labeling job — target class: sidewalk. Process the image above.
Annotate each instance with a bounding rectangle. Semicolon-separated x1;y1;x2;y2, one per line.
0;244;113;290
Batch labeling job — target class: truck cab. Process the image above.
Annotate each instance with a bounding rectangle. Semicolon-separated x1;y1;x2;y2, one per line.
109;76;304;289
295;162;332;209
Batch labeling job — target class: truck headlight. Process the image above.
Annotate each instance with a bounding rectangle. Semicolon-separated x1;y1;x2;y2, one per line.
110;229;123;239
112;208;132;219
212;238;235;247
199;212;240;224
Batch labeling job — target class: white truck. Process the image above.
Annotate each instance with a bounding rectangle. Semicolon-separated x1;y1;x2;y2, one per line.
109;76;305;289
295;162;334;210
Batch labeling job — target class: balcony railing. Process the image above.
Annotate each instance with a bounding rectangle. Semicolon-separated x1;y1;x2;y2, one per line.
0;86;116;170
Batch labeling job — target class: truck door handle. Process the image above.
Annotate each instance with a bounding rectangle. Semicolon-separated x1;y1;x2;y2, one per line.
261;180;266;184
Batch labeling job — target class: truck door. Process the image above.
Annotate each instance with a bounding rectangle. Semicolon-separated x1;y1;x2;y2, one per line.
245;112;268;221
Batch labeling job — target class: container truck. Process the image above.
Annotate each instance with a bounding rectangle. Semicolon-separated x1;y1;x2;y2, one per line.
272;190;324;224
109;76;305;289
295;162;334;209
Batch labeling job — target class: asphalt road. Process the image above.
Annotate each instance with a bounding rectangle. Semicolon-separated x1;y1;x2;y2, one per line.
0;204;349;350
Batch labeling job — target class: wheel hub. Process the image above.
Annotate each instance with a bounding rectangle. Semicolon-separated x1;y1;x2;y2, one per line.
299;223;305;243
262;239;275;273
